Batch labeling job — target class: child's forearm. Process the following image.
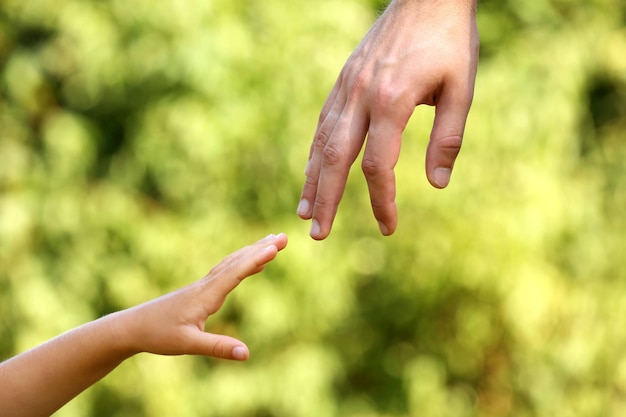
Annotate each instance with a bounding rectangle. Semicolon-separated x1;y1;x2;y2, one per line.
0;312;132;417
0;233;288;416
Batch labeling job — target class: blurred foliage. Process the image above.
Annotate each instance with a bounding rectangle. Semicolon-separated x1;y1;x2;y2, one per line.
2;0;626;416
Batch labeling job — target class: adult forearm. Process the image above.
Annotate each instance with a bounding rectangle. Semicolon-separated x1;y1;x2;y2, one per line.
0;313;132;417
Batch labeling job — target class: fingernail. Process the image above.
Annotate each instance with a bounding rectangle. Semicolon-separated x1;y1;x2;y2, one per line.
310;219;321;238
232;346;248;360
434;167;451;188
297;199;310;216
378;221;390;236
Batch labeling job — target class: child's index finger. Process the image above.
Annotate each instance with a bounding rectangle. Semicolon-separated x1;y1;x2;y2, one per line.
200;233;288;309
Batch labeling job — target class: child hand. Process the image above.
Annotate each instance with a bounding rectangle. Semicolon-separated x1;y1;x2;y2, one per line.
112;233;288;361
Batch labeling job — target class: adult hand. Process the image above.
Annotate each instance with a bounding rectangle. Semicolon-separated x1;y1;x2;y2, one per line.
297;0;479;240
114;233;288;360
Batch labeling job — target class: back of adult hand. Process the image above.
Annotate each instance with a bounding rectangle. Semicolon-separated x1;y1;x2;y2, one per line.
298;0;479;240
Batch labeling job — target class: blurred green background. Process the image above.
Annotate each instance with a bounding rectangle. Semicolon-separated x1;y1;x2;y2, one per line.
2;0;626;416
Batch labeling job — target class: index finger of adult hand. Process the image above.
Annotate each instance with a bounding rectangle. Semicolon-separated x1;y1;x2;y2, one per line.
309;108;369;240
298;73;349;222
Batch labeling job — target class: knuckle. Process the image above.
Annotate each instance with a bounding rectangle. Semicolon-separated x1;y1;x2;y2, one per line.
371;81;410;117
211;340;227;358
374;82;398;108
437;135;463;158
321;141;344;167
314;128;331;147
303;173;318;190
313;192;335;211
361;156;384;178
348;72;369;98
